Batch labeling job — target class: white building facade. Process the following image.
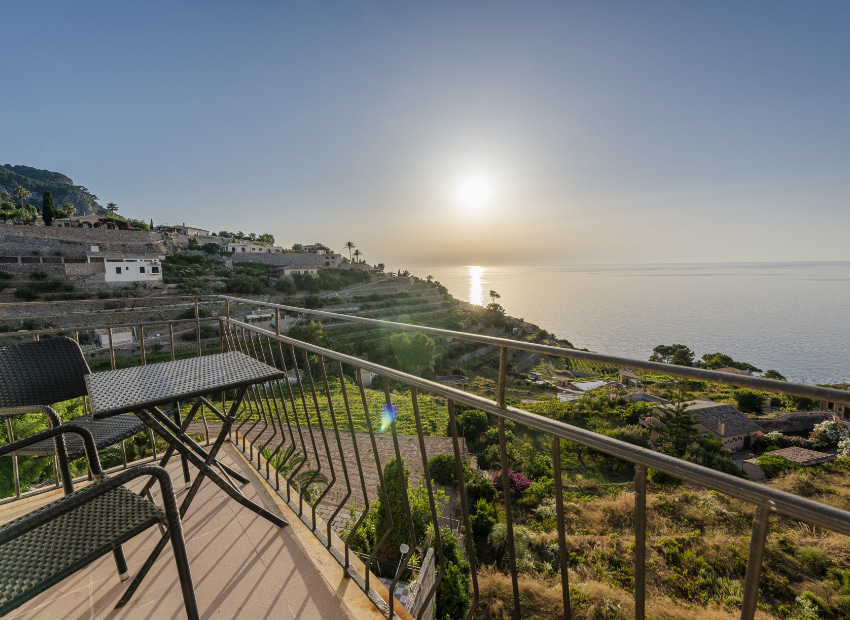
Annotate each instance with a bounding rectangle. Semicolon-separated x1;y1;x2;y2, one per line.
87;251;164;283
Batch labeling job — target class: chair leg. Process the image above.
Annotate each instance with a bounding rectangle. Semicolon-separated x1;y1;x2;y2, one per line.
113;546;130;582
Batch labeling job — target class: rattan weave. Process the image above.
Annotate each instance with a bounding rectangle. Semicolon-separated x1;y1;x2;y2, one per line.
0;486;163;614
86;352;286;418
0;337;91;408
13;414;146;460
0;337;146;459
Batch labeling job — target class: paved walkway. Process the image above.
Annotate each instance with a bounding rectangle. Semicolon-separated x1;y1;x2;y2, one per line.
0;444;359;619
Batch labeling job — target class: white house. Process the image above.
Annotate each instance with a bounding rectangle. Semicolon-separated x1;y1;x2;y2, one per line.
86;251;164;283
272;267;318;278
226;241;286;254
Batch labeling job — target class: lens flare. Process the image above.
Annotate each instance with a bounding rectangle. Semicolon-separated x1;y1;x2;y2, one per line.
380;403;399;432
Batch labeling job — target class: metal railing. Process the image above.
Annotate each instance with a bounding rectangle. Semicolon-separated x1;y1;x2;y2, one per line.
2;294;850;620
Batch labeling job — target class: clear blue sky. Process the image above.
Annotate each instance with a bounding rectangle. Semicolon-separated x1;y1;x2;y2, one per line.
3;2;848;266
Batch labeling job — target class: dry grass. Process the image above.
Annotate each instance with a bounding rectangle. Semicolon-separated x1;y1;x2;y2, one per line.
475;566;776;619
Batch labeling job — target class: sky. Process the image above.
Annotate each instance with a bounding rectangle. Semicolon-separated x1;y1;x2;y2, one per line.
3;1;849;267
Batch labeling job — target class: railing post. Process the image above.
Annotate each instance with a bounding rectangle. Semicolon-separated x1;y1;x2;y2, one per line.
168;323;175;361
498;346;508;407
499;417;521;620
139;325;146;366
107;328;115;370
194;297;201;357
275;307;280;336
634;464;647;620
741;505;770;620
552;437;571;619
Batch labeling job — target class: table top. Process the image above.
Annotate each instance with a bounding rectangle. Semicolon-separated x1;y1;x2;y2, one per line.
86;352;286;418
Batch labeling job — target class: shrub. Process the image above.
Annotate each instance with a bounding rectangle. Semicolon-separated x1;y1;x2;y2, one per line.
13;287;38;301
29;270;48;281
492;470;531;500
757;454;800;476
466;471;498;506
0;270;12;280
428;453;457;486
810;419;849;448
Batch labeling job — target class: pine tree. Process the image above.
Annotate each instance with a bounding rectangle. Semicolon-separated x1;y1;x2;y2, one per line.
42;191;54;226
655;402;699;458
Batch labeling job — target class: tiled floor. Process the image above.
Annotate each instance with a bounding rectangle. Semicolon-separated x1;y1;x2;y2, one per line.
1;444;359;619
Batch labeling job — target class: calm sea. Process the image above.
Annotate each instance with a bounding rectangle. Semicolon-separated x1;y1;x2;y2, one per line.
404;262;850;386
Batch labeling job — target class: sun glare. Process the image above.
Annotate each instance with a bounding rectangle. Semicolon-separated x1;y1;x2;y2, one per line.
455;175;495;210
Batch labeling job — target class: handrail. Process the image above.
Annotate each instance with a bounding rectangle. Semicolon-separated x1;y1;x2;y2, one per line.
219;295;850;407
226;317;850;536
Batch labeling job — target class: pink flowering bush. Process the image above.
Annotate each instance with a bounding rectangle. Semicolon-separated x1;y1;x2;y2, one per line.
492;470;532;499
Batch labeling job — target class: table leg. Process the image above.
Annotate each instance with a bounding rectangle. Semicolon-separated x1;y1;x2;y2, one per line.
117;393;287;610
172;403;192;489
138;399;249;501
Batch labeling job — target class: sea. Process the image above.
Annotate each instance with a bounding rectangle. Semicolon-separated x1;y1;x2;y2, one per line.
403;262;850;386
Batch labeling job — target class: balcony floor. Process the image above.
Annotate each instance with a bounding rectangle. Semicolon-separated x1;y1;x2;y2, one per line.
0;442;362;619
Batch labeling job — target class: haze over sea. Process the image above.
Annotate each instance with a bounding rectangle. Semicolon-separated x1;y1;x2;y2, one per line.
405;262;850;386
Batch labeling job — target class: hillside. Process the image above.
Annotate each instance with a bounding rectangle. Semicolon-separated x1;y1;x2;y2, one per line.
0;164;104;216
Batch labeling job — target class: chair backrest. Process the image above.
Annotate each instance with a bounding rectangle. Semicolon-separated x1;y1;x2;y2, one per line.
0;337;91;407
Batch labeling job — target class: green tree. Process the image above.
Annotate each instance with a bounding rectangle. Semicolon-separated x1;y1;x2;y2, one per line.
733;388;766;414
698;352;762;374
13;185;30;211
374;455;414;560
106;202;118;227
655;402;699;458
389;332;436;372
456;408;489;445
41;191;54;226
257;233;275;245
489;289;500;303
764;369;787;381
187;237;200;250
287;320;324;346
435;528;471;620
62;202;76;219
650;344;695;367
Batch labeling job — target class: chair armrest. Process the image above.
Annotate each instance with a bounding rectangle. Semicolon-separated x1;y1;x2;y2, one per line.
0;464;180;547
0;404;63;426
0;424;101;476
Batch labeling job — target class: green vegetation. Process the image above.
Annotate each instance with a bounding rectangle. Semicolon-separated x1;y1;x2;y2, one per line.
42;191;54;226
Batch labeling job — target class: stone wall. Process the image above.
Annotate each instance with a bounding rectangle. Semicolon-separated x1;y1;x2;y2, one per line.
409;548;435;620
0;225;161;244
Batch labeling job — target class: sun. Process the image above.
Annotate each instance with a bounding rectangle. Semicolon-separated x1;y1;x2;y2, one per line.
455;174;495;210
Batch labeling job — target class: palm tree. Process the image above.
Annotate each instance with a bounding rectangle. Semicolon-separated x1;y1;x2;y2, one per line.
106;203;118;228
344;241;355;261
13;186;30;211
63;203;76;219
353;249;362;263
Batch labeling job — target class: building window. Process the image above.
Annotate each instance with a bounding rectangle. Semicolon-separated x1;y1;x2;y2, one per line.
116;267;122;274
139;266;146;273
152;266;160;274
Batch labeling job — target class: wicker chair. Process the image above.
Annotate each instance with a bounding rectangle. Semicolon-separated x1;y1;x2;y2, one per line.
0;337;147;494
0;425;199;618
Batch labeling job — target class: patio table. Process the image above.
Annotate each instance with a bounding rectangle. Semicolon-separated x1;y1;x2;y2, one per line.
86;352;289;607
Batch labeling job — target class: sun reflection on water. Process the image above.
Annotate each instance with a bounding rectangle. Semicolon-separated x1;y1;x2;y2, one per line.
468;266;485;306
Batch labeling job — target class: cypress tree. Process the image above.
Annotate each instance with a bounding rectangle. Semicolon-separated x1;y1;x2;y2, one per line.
42;191;54;226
